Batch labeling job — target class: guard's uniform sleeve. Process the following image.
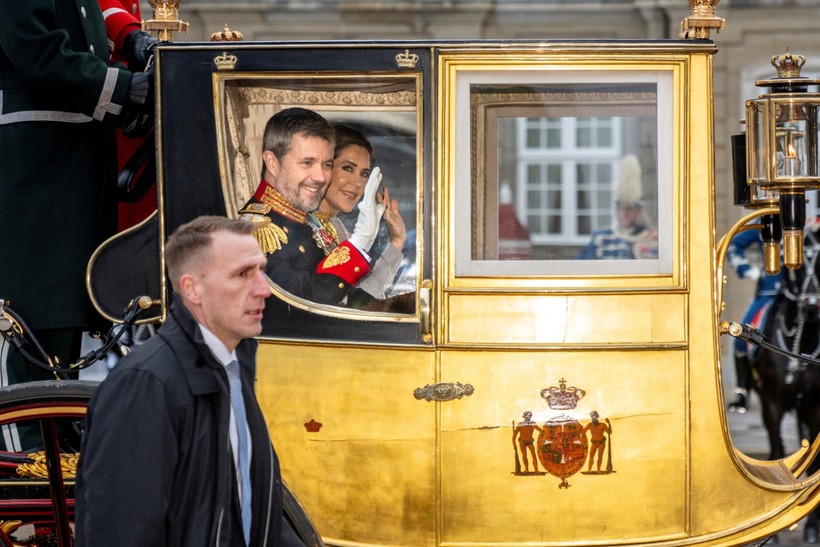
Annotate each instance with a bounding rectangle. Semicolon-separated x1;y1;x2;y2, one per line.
727;228;760;279
0;0;131;124
98;0;142;54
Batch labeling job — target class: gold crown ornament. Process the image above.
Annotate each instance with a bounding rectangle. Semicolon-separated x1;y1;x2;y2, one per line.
679;0;724;40
396;49;419;69
541;378;586;410
211;24;244;42
143;0;189;41
772;48;806;80
214;52;238;71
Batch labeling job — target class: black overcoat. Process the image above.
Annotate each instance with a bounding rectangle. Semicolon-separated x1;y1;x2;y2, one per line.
75;298;295;546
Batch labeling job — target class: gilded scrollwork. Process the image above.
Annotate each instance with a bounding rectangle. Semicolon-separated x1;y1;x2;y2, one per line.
236;87;416;109
15;451;78;479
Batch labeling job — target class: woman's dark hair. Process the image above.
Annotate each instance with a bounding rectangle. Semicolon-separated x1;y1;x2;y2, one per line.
333;124;373;159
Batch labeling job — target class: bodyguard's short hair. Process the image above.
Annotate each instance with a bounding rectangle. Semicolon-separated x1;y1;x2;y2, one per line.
165;215;255;292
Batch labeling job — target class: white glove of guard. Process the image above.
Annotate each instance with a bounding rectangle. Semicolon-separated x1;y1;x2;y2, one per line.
743;265;761;281
348;166;387;253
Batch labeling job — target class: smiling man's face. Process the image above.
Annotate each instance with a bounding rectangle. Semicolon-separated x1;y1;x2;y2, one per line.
264;132;334;213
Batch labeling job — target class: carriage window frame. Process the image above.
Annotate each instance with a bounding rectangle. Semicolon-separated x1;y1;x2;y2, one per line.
211;72;423;321
448;66;679;283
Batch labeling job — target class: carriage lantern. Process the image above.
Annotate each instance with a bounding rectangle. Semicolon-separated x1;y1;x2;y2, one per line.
745;49;820;270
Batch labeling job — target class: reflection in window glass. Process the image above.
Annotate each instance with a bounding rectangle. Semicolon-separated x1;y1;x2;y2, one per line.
456;70;673;276
515;115;633;252
488;88;653;259
525;117;563;149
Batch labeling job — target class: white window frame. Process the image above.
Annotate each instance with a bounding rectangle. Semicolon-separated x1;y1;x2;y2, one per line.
453;69;674;277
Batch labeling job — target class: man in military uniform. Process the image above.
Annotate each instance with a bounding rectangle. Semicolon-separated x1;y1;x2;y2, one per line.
239;108;379;305
0;0;152;449
725;227;783;413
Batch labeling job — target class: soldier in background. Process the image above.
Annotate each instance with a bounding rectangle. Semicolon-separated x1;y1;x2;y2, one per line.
726;228;783;413
577;155;659;260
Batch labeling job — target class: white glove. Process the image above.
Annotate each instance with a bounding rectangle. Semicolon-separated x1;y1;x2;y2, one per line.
348;166;386;253
743;265;761;281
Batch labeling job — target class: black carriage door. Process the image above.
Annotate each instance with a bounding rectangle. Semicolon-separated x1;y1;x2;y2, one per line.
156;43;433;346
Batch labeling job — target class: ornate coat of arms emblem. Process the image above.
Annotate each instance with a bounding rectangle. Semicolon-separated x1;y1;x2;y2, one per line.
513;378;614;488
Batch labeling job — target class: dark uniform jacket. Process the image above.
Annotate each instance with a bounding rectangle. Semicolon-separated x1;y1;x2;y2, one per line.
239;180;372;305
75;298;297;546
0;0;131;329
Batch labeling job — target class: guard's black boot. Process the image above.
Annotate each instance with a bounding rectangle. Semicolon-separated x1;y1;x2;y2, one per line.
728;353;752;413
727;390;747;413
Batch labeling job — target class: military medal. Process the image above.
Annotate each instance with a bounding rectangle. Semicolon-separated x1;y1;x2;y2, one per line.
307;213;339;256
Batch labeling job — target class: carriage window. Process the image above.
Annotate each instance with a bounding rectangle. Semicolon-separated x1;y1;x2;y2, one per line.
214;75;420;313
454;70;674;276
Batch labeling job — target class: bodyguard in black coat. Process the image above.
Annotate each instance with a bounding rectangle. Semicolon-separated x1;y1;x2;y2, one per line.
76;217;304;546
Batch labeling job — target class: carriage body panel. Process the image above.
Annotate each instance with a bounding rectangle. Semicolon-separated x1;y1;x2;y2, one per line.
80;38;820;546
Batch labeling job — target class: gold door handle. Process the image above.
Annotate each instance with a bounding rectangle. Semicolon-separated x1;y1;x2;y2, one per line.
414;382;474;402
419;279;433;344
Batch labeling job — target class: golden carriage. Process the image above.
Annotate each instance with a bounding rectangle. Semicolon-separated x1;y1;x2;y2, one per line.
142;2;820;544
3;1;820;545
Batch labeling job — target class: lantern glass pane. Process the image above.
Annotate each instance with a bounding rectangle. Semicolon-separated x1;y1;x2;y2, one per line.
807;104;820;178
774;100;808;178
746;100;767;183
750;185;778;206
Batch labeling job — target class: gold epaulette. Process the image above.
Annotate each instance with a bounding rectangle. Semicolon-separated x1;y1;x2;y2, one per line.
17;451;78;479
253;221;289;255
239;203;289;255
